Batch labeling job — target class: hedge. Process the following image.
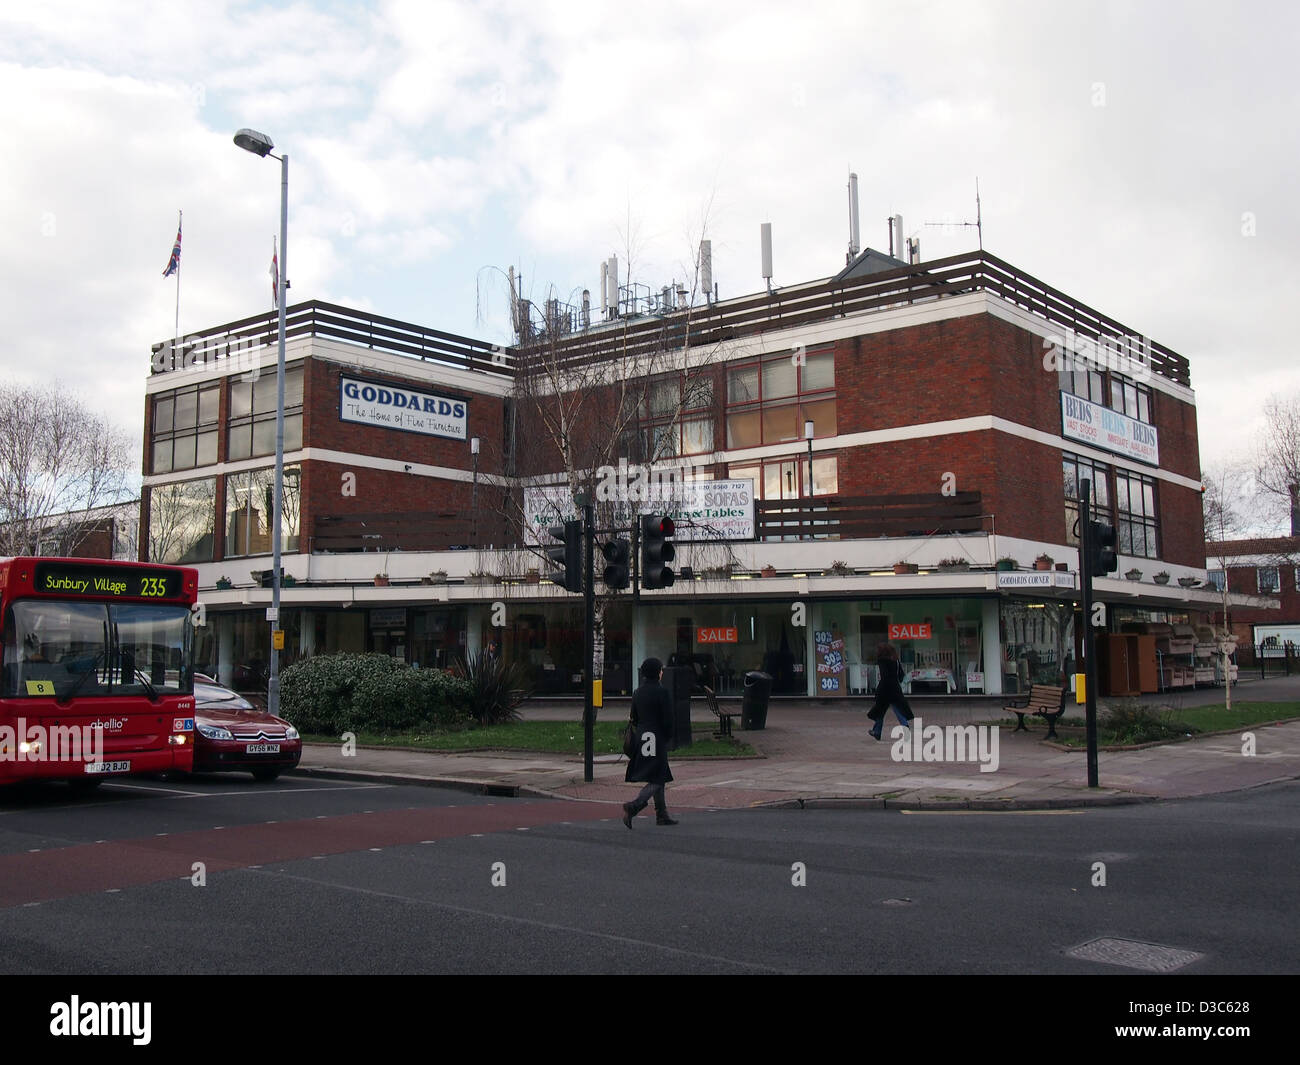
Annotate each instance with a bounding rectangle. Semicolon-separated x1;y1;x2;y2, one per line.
279;653;472;734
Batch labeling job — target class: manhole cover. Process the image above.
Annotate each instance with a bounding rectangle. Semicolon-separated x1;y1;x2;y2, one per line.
1066;937;1202;972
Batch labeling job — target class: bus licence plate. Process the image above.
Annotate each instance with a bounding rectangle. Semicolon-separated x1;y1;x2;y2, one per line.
85;761;131;774
246;743;280;754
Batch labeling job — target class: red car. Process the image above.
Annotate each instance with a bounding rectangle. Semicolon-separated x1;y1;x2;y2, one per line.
192;675;302;781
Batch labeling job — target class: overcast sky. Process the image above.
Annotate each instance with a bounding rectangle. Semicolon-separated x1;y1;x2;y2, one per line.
1;0;1296;527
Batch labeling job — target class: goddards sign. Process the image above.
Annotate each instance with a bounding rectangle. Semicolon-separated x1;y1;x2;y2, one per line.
340;375;468;440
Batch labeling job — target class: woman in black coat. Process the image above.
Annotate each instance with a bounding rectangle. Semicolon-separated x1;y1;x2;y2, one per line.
622;657;678;827
867;642;914;740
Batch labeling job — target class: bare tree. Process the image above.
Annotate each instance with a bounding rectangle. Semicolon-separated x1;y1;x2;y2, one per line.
1254;393;1300;534
0;382;134;557
1202;460;1253;709
475;222;750;689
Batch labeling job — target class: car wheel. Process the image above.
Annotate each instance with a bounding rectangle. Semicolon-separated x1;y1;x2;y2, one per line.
251;768;281;782
67;778;103;791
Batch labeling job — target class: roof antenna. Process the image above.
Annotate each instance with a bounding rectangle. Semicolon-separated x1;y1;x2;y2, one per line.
923;177;984;251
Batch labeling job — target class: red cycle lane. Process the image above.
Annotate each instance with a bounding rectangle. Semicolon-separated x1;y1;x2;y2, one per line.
0;800;613;909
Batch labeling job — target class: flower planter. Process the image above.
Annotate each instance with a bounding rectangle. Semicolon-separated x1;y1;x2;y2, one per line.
1034;559;1053;571
215;578;233;590
995;560;1016;572
1178;577;1199;588
1153;574;1170;585
892;563;918;575
374;576;390;587
1124;570;1142;582
1055;562;1069;572
938;562;969;572
760;567;778;578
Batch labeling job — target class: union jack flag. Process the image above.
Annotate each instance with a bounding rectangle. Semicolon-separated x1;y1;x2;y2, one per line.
162;221;182;278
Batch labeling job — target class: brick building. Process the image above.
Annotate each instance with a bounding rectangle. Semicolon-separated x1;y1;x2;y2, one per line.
1203;536;1300;654
141;249;1269;697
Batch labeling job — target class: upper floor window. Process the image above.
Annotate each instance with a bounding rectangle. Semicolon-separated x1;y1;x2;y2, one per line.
151;382;219;473
1208;569;1225;592
1062;454;1111;546
1258;566;1280;594
1115;468;1159;559
621;372;715;460
1060;368;1152;424
229;365;304;461
726;348;835;449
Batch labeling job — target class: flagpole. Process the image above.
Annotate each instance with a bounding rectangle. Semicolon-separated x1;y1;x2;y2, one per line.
173;209;182;362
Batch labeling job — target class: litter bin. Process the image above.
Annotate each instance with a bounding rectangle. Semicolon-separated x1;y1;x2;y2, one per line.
741;671;773;730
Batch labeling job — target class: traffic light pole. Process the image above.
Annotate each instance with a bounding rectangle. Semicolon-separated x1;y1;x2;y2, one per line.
1080;478;1100;788
583;499;595;783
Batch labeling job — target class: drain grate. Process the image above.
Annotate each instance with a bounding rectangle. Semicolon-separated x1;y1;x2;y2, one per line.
1066;937;1203;972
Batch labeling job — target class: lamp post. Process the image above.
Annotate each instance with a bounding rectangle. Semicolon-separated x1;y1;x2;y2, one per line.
234;127;287;719
804;419;815;539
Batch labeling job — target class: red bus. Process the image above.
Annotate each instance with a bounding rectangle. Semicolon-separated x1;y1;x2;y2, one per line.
0;557;199;789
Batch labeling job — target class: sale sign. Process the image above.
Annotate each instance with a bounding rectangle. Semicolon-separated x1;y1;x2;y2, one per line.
697;627;738;644
814;629;847;697
889;623;932;640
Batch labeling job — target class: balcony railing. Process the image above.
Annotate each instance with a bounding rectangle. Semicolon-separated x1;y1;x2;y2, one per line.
757;491;984;541
152;300;510;378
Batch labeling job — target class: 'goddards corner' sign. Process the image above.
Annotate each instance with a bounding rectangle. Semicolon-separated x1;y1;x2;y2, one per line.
340;375;468;440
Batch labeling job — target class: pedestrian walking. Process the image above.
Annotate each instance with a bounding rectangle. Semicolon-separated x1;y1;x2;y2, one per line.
622;657;678;827
867;642;914;740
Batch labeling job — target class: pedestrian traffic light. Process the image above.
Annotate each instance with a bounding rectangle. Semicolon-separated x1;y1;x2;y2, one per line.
640;515;675;589
546;520;582;592
1088;519;1118;575
602;538;630;590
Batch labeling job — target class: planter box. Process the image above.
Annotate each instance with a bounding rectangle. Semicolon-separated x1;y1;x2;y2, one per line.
893;563;918;575
995;560;1016;572
1034;559;1053;571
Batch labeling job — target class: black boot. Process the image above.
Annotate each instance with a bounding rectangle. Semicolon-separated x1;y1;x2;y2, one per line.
622;802;638;829
655;807;679;826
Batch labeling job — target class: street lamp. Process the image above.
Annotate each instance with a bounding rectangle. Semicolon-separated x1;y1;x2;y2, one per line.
470;437;480;545
804;419;815;538
234;127;287;720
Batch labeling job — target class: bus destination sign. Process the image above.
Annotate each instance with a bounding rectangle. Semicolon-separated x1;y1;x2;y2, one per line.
32;563;182;601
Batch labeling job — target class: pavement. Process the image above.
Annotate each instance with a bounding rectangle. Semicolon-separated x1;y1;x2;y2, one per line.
294;673;1300;812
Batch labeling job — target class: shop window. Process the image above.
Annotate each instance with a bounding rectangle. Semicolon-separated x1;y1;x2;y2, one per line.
151;382;219;473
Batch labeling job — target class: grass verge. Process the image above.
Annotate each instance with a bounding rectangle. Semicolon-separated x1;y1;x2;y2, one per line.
1032;701;1300;747
304;719;757;757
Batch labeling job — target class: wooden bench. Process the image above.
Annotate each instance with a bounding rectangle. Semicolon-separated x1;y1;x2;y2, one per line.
1005;683;1068;739
701;686;739;738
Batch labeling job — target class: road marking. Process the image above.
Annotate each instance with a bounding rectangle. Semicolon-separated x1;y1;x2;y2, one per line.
901;809;1085;816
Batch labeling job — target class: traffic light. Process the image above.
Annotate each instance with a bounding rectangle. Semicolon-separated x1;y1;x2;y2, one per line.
546;520;582;592
602;538;630;590
640;515;675;589
1088;519;1118;576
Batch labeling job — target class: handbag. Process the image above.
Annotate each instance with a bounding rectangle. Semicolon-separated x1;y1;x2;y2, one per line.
622;714;638;758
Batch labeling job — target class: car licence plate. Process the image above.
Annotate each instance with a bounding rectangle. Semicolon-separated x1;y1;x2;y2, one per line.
85;760;131;774
246;743;280;754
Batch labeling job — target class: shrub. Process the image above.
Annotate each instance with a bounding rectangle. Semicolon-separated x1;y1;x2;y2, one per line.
280;653;471;734
1102;699;1198;745
451;651;532;725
